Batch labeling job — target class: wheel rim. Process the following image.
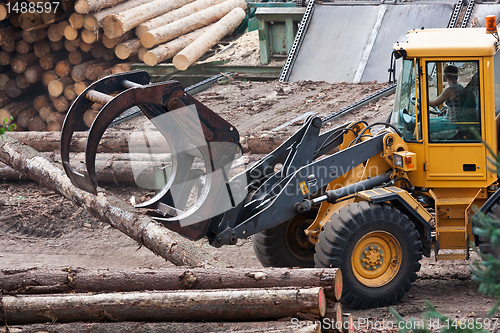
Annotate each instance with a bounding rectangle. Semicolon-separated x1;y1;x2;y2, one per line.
285;216;315;262
351;231;402;288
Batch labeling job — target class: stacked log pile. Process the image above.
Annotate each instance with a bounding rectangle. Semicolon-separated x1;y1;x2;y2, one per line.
0;0;247;132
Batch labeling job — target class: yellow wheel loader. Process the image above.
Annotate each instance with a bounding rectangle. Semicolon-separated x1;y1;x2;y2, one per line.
61;18;500;309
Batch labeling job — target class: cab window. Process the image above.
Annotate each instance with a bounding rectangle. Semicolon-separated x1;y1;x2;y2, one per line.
426;61;480;142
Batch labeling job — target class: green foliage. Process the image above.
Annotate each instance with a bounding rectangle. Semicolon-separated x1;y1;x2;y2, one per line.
1;116;16;137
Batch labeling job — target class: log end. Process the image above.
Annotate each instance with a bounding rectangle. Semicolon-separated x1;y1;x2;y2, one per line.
102;15;124;40
140;32;156;49
74;0;90;14
143;52;158;66
0;4;7;21
172;54;190;71
64;26;79;41
335;269;342;301
135;25;148;39
318;288;326;318
115;44;130;60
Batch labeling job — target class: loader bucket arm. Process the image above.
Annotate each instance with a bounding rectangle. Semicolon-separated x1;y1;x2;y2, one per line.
61;70;241;240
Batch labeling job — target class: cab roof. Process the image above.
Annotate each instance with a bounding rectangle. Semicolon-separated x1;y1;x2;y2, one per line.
393;28;498;58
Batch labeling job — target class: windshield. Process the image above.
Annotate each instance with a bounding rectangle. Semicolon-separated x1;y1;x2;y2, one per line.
391;59;419;141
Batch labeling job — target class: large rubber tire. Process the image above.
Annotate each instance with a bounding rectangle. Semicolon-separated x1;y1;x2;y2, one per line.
315;201;422;309
252;214;316;267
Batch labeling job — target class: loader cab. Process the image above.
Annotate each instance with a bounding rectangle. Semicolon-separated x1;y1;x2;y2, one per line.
390;28;498;189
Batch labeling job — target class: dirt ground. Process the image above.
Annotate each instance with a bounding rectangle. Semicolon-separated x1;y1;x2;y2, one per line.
0;79;497;332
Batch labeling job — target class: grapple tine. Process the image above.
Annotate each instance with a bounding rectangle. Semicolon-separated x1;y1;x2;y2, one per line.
61;70;150;194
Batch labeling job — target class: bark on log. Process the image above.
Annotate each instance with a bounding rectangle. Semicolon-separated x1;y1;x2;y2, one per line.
115;38;141;59
16;108;38;128
84;0;153;30
0;321;322;333
102;0;195;39
22;29;46;43
48;24;63;42
42;69;58;86
102;30;134;49
75;0;128;14
136;0;226;38
55;59;74;78
0;135;229;267
39;52;66;70
48;77;74;97
0;287;326;324
140;0;246;48
15;39;32;55
71;59;100;82
52;95;69;112
111;62;132;74
25;65;44;83
0;267;341;298
143;26;210;66
85;61;112;80
81;28;101;44
34;40;51;58
11;53;39;73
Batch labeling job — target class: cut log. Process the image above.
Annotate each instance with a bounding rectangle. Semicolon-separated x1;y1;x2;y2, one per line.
0;267;341;299
15;73;30;89
71;59;100;82
138;47;148;61
42;70;58;86
102;30;134;49
22;29;47;43
52;95;69;112
15;40;32;55
97;67;113;80
0;51;12;66
0;91;13;109
48;77;74;97
69;12;84;29
0;72;15;90
115;38;141;59
0;287;325;325
83;14;97;30
102;48;115;61
19;12;43;30
33;40;51;58
64;38;80;52
79;39;94;52
64;25;79;40
83;108;98;127
69;50;93;65
9;13;20;28
33;94;51;112
1;39;15;53
11;53;39;73
46;112;66;125
90;45;105;58
73;81;87;95
111;62;132;74
24;65;44;83
143;26;210;66
50;39;64;52
81;28;101;44
0;135;229;268
41;6;59;24
38;105;55;122
75;0;128;14
174;8;244;70
63;84;77;100
136;0;226;38
85;61;112;80
102;0;195;39
0;27;22;44
55;59;74;78
16;108;38;128
48;24;63;42
39;53;66;70
5;79;29;98
28;116;47;131
47;120;62;131
86;0;153;31
141;0;246;48
0;3;7;21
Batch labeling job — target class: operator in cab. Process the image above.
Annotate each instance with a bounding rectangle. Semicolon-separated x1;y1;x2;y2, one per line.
428;65;464;121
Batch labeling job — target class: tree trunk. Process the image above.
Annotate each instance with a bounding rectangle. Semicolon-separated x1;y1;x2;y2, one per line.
102;30;134;49
48;77;74;97
71;59;100;82
0;135;229;267
136;0;226;38
0;321;322;333
16;108;38;128
55;59;74;78
11;53;39;73
0;287;326;325
52;95;69;112
48;24;63;42
0;267;341;298
143;26;210;66
173;8;244;70
15;40;32;55
42;69;58;86
81;28;101;44
75;0;128;14
102;0;195;39
141;0;246;48
24;65;44;83
39;52;66;70
115;38;141;59
34;40;51;58
22;29;47;43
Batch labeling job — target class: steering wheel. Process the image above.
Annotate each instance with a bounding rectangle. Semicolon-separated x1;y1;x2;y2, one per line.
429;105;447;116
